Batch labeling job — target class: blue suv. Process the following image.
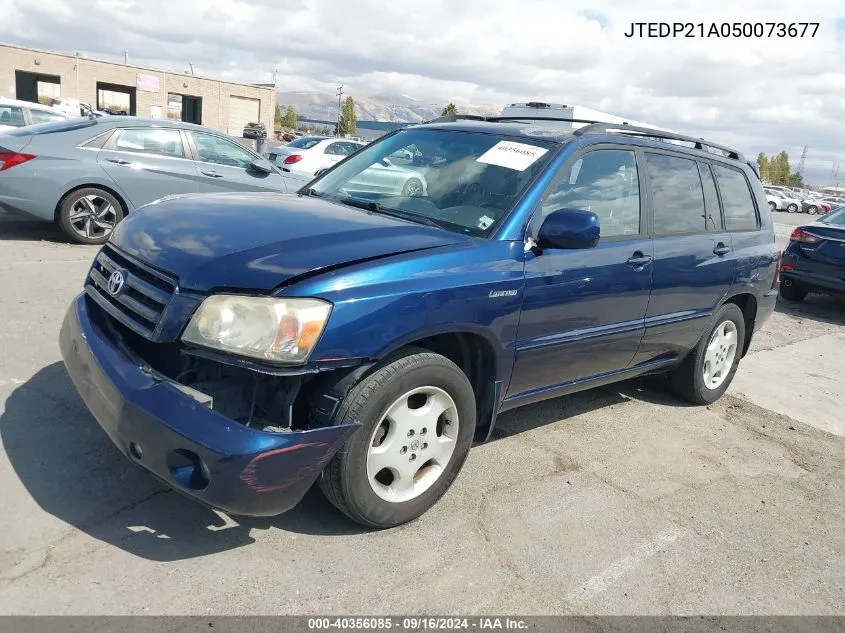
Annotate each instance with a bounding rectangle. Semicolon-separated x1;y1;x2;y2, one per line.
59;117;779;527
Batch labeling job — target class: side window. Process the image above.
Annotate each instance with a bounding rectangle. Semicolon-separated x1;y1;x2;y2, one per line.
29;109;67;124
114;129;185;158
541;149;641;238
712;164;759;232
325;142;353;156
698;162;722;231
645;152;707;235
192;133;255;168
0;105;25;127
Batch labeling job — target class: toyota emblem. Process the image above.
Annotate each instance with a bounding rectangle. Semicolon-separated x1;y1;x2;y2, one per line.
107;269;126;296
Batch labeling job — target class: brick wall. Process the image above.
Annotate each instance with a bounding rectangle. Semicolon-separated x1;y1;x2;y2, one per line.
0;43;274;134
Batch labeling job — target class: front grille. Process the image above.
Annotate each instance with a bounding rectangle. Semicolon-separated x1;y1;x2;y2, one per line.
85;244;177;340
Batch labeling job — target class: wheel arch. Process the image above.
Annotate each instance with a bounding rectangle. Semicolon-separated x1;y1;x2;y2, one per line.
54;183;130;223
723;291;758;358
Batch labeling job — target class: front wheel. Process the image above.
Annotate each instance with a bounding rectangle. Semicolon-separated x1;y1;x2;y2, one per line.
787;203;798;213
807;205;818;215
402;178;424;197
318;347;476;528
768;201;777;212
670;303;746;405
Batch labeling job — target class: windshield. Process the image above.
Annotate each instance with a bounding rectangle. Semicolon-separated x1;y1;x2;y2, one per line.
304;128;556;237
287;137;325;149
819;207;845;224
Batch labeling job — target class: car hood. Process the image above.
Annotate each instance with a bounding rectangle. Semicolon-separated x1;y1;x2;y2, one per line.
109;192;467;292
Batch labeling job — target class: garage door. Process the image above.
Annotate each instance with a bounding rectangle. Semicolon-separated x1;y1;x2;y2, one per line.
227;96;260;135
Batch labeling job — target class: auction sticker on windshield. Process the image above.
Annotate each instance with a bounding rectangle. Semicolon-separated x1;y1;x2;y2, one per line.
476;141;549;171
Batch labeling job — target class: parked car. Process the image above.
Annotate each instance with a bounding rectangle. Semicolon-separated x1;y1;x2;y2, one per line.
266;136;365;176
779;206;845;301
242;122;267;140
801;198;832;215
46;97;107;118
0;117;310;244
340;155;428;197
58;118;778;528
765;188;801;212
0;97;69;129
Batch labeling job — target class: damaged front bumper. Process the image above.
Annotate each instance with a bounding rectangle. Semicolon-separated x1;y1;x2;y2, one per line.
59;293;360;517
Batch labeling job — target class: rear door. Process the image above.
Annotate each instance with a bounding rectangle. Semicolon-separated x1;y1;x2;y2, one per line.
97;127;200;208
187;131;292;193
632;151;737;364
508;146;654;398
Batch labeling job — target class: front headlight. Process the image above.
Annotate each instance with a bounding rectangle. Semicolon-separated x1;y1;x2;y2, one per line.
182;295;332;364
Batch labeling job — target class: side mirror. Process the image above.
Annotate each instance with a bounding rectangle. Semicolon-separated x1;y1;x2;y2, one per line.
536;209;600;250
249;158;274;174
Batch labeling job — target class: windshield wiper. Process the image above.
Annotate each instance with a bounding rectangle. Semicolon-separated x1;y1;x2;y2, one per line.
334;196;450;230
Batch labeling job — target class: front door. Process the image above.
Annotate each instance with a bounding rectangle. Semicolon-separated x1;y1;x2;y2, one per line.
508;147;654;399
188;131;291;194
632;153;738;364
97;127;200;208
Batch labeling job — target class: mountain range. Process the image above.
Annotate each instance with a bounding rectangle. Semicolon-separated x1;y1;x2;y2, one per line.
276;90;504;123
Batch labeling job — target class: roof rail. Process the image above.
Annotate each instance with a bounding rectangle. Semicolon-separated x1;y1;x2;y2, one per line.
422;114;491;124
573;122;743;160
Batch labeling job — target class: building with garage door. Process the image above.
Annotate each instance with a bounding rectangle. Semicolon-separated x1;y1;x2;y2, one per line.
0;43;274;136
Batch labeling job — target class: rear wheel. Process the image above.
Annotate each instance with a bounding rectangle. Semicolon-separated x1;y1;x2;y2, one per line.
807;205;818;215
670;303;746;405
779;281;808;302
768;201;777;212
57;187;124;245
318;347;476;528
787;203;798;213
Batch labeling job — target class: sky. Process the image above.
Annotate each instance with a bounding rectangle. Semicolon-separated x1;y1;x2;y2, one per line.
3;0;845;185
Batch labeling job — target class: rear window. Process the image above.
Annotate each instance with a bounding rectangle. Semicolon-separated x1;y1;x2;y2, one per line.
712;164;759;232
286;137;323;149
0;105;25;127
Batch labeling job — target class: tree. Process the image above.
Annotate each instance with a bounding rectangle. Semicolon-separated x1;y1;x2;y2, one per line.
441;103;459;117
338;96;357;136
756;152;769;183
788;171;804;188
274;104;283;128
281;106;298;129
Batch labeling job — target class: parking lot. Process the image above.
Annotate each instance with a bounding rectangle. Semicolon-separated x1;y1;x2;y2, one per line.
1;212;844;615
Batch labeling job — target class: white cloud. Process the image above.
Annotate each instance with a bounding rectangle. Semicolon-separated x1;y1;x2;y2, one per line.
3;0;845;183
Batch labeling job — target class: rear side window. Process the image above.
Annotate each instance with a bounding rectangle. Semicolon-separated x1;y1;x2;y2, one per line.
29;109;67;124
115;128;185;158
712;164;759;231
286;137;322;149
698;162;722;231
541;149;641;238
645;153;707;235
0;105;25;127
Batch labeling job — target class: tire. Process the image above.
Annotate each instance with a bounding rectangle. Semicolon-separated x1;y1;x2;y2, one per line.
318;347;476;528
779;281;808;302
807;205;818;215
787;203;798;213
768;201;777;212
401;178;423;197
670;303;746;406
57;187;125;245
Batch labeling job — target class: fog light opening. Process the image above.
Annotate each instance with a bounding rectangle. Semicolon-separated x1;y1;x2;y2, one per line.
166;449;210;491
129;442;143;460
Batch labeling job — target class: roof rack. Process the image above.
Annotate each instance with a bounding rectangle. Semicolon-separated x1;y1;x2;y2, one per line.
572;122;743;160
420;115;746;163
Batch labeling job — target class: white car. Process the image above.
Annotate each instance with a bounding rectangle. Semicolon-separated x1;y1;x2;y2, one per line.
0;97;69;129
45;97;107;118
764;188;801;213
266;136;365;176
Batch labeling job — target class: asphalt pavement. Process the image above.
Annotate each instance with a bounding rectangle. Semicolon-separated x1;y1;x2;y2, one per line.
0;216;844;615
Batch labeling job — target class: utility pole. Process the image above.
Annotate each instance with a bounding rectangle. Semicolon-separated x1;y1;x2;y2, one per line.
336;85;344;137
188;63;195;76
832;161;841;190
124;50;128;64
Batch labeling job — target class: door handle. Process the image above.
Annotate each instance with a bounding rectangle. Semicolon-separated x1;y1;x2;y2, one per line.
713;243;731;256
201;170;223;178
626;252;653;268
107;158;130;165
